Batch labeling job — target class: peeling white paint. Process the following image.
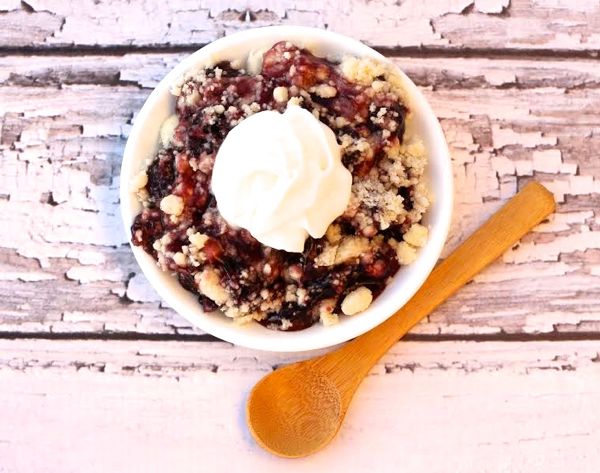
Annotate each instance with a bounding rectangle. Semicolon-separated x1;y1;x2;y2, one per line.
473;261;575;283
492;125;558;149
484;70;516;86
66;249;106;265
503;231;600;264
491;155;515;176
545;175;600;202
532;149;562;173
66;266;124;284
126;273;162;303
475;0;510;14
533;211;594;233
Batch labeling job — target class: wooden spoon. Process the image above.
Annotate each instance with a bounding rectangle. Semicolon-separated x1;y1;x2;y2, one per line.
246;181;555;458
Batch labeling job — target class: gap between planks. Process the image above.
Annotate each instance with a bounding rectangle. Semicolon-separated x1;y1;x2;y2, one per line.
3;331;600;343
0;44;599;62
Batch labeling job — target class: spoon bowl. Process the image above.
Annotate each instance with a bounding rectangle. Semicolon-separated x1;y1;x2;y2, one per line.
247;363;343;458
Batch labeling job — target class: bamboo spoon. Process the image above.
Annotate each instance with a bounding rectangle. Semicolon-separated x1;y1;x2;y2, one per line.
246;181;555;458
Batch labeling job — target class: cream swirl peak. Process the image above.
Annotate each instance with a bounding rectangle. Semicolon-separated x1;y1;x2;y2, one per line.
211;103;352;253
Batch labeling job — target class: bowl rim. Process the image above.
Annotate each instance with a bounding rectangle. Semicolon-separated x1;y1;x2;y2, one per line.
120;25;453;352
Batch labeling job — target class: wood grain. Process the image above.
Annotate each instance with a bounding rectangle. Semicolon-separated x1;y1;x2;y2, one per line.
1;3;599;469
1;339;599;472
1;54;599;338
1;0;600;55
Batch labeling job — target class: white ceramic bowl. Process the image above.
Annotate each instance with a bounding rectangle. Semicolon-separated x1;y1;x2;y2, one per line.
120;26;453;352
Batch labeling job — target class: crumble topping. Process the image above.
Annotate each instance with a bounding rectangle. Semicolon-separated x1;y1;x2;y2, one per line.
198;268;229;305
403;223;428;248
273;86;289;102
341;286;373;316
318;298;339;326
131;41;430;331
159;194;184;216
160;115;180;147
394;240;418;265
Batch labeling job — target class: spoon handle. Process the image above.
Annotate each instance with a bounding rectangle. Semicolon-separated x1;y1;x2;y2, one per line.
313;181;556;398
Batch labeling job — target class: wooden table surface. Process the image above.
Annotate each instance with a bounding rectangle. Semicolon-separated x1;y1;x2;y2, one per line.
1;1;600;471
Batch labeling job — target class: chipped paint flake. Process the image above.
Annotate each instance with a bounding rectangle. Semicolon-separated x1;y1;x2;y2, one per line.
533;211;594;233
503;231;600;264
475;0;510;14
484;70;516;86
532;149;562;173
66;266;125;284
492;125;558;149
126;274;162;303
491;155;515;176
66;249;106;265
473;261;575;283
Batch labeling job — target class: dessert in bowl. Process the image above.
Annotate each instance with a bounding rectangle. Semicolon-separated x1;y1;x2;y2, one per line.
120;26;453;352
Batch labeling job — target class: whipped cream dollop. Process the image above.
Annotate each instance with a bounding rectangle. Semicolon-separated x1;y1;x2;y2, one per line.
211;104;352;253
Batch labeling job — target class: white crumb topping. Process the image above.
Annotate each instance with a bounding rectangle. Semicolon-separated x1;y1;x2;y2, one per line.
246;48;266;75
341;55;410;106
311;84;337;98
287;96;303;107
336;236;370;263
173;252;187;266
130;170;148;192
279;319;293;331
351;178;406;230
136;188;150;205
241;101;261;117
320;312;339;326
395;240;418;265
341;56;387;85
152;233;171;253
184;88;200;107
232;314;254;324
371;80;389;92
334;116;349;128
160;115;179;148
319;299;339;326
404;223;428;248
314;244;337;267
197;268;229;305
159;194;184;216
314;236;370;267
232;312;265;324
273;86;289;103
341;287;373;316
188;231;208;249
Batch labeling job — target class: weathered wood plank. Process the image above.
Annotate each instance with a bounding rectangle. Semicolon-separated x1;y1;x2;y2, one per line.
1;53;599;338
1;339;599;472
1;0;600;54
